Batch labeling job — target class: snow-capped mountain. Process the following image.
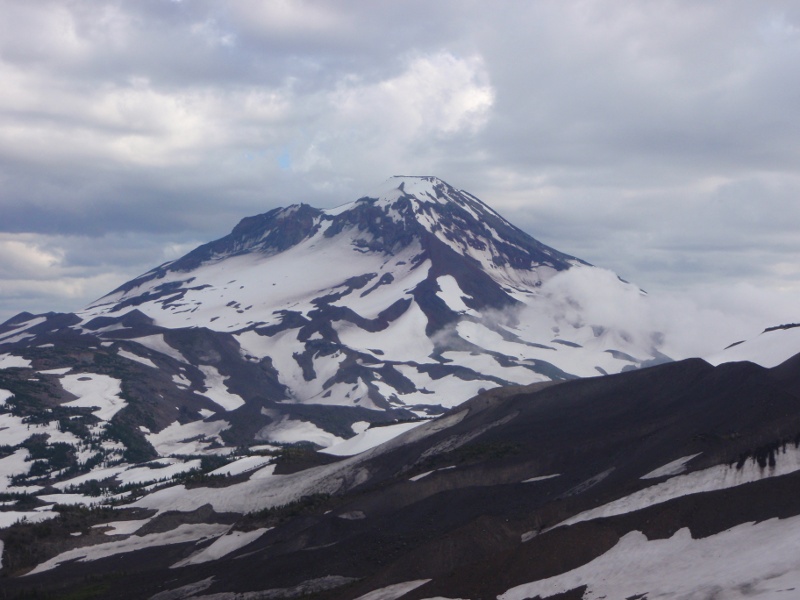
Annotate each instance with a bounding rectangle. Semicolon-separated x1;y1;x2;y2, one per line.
0;176;670;534
0;177;666;450
3;176;800;598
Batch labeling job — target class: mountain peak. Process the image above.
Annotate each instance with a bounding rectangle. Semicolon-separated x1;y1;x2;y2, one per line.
91;176;585;316
368;175;488;211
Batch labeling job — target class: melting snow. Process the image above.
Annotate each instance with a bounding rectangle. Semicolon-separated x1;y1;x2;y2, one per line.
60;373;127;421
322;422;426;457
26;523;231;575
353;579;432;600
171;527;269;567
117;348;158;369
502;518;800;600
641;453;701;479
558;445;800;529
0;354;31;369
197;365;245;411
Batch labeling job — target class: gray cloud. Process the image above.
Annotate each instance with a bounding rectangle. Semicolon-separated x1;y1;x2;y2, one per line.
1;0;799;346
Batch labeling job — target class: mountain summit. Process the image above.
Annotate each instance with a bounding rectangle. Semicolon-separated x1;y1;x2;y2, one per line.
90;176;581;327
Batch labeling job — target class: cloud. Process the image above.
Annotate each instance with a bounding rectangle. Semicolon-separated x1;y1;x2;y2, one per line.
288;52;494;174
522;267;800;359
0;0;799;336
0;236;64;278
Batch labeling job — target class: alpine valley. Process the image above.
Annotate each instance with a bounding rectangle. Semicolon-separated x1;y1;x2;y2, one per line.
1;176;800;599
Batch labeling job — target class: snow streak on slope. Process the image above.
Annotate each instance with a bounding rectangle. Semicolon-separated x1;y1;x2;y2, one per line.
555;445;800;529
503;518;800;600
61;374;126;421
27;523;231;575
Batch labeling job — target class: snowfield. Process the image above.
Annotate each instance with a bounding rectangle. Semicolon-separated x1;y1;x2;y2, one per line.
503;518;800;600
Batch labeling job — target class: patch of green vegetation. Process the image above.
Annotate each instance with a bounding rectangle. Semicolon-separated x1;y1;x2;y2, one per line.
454;440;521;462
240;493;332;530
411;440;522;477
22;436;77;470
0;505;126;575
102;419;157;464
56;582;111;600
200;454;231;472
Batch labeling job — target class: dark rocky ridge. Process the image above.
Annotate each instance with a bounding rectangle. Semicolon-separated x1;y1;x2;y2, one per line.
5;353;800;598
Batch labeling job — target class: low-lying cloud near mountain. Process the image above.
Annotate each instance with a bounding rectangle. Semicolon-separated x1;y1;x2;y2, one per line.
519;267;800;359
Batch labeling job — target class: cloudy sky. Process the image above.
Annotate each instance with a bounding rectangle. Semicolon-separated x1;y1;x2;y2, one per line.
1;0;799;353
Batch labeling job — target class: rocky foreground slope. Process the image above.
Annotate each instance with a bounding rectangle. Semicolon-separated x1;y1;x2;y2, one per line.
3;352;800;598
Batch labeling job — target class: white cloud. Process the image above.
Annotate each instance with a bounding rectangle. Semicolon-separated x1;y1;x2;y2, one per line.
287;52;494;175
228;0;347;38
525;267;800;359
0;236;64;278
330;53;494;138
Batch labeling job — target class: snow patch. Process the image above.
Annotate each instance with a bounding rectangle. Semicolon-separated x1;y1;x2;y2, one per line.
96;519;151;536
60;373;126;421
117;348;158;369
641;453;701;479
146;419;230;457
410;466;456;482
559;446;800;529
354;580;432;600
321;422;426;457
171;528;269;567
256;415;344;448
0;389;13;405
0;354;31;369
209;456;273;477
196;365;245;411
435;275;473;313
37;367;71;375
522;474;560;483
26;523;230;575
707;326;800;368
0;510;59;528
502;518;800;600
131;334;188;364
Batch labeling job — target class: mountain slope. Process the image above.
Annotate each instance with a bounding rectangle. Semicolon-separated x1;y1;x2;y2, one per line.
4;353;800;598
0;176;670;527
